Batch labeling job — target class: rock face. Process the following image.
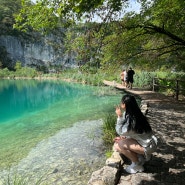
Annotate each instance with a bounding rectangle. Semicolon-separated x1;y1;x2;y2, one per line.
0;34;77;69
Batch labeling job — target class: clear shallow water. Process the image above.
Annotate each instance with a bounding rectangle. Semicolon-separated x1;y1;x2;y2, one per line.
0;79;122;170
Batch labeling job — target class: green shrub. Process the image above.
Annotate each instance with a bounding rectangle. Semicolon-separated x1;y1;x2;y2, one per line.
105;150;113;158
14;61;22;71
59;69;106;86
134;71;155;89
0;68;14;78
15;67;37;78
0;68;8;77
154;71;185;96
102;113;117;147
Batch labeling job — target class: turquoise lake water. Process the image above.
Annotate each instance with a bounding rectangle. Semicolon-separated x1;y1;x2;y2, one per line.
0;79;122;169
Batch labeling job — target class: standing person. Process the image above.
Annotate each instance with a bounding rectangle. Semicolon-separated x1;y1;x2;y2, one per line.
123;69;127;87
120;69;125;86
120;69;127;87
127;67;135;89
114;94;157;174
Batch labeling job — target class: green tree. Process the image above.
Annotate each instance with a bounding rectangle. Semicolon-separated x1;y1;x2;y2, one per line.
0;0;22;35
120;0;185;70
14;0;129;32
64;22;105;69
14;0;59;33
15;61;22;71
14;0;185;71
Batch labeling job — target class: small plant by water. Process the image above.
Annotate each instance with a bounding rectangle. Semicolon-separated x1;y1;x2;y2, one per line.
102;113;117;147
1;173;46;185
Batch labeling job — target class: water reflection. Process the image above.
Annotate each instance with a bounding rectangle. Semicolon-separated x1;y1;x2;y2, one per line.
0;80;92;122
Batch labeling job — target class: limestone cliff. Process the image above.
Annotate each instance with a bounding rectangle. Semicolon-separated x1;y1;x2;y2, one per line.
0;34;77;70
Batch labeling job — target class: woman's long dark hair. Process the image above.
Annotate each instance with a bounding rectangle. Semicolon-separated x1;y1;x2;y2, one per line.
121;94;152;133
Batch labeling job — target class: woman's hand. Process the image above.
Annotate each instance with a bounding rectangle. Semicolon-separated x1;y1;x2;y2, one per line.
113;137;121;143
113;136;126;143
115;106;122;117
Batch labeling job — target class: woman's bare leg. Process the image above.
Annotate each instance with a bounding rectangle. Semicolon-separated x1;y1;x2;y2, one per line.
114;138;144;162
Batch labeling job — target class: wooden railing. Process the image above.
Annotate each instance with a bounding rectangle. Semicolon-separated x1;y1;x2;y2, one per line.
152;77;185;100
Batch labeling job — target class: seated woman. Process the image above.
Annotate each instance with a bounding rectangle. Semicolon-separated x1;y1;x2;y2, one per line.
114;94;157;174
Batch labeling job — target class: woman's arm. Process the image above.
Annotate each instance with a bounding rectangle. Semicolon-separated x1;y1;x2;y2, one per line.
116;115;129;135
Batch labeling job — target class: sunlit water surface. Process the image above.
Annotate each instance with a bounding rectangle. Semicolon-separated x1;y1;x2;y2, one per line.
0;79;122;184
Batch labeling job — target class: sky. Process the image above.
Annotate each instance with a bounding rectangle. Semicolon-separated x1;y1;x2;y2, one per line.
90;0;141;22
31;0;141;22
31;0;141;12
127;0;141;13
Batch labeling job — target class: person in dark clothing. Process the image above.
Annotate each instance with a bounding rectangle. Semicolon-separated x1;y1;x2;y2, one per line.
127;67;135;89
